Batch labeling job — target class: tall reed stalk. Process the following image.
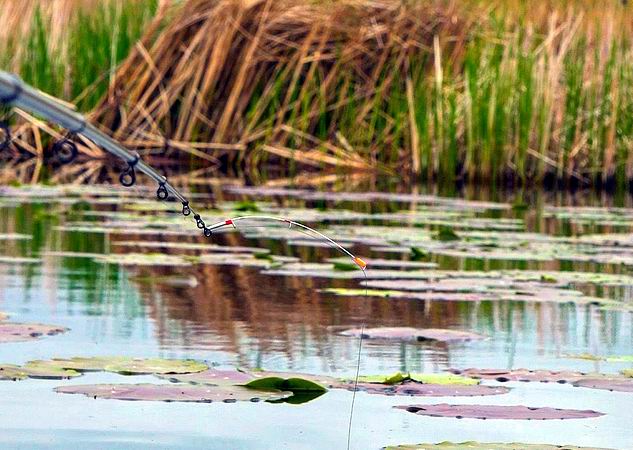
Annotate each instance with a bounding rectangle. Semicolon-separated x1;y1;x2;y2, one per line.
3;0;633;186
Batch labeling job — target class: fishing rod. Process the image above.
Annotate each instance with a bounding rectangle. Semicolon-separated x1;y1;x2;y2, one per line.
0;70;368;448
0;70;208;229
0;71;368;269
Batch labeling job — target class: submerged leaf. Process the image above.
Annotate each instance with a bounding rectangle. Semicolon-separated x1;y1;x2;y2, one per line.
395;404;604;420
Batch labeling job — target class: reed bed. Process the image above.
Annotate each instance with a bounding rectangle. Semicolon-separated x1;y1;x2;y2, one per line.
3;0;633;186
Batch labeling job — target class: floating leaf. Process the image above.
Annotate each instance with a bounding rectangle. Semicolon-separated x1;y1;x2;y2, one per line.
450;368;586;384
353;373;478;386
408;374;480;386
395;404;603;420
0;363;80;380
383;442;613;450
326;257;436;270
94;253;192;267
340;327;484;343
606;355;633;363
35;356;130;372
433;226;460;241
248;371;339;388
0;365;28;380
103;358;208;375
0;256;41;264
340;381;507;397
573;377;633;393
622;369;633;378
0;322;68;343
245;376;327;393
564;353;604;361
158;369;255;385
54;383;291;403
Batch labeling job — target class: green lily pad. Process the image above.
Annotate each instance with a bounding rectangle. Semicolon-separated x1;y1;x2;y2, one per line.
94;253;192;267
607;355;633;363
244;376;327;393
103;358;208;375
113;241;268;254
352;372;479;386
0;363;80;380
434;226;460;241
622;369;633;378
383;442;613;449
35;356;130;372
0;256;41;264
54;383;291;403
0;365;28;380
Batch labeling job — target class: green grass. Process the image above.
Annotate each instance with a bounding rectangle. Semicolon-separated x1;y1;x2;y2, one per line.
1;0;157;110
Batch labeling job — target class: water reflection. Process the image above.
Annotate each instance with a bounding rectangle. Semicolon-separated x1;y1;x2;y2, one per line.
0;186;631;377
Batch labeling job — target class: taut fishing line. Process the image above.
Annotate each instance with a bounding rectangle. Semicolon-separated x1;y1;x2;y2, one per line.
0;71;369;449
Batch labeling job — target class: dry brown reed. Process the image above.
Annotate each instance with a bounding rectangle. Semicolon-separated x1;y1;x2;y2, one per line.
91;0;469;173
4;0;633;186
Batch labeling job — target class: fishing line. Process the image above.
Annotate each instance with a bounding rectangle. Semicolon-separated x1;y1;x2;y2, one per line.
346;269;367;450
0;70;370;449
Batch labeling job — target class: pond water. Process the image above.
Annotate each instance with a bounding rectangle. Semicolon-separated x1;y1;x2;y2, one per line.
0;183;631;449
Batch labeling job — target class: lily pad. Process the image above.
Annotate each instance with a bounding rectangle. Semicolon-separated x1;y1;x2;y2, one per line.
244;376;327;393
326;257;437;270
94;253;192;267
353;373;479;386
0;322;68;343
103;358;208;375
0;363;80;380
573;377;633;393
54;383;291;403
622;369;633;378
0;256;41;264
383;442;613;449
449;368;586;384
395;404;604;420
341;380;507;397
0;365;28;380
340;327;484;343
158;369;255;385
35;356;130;372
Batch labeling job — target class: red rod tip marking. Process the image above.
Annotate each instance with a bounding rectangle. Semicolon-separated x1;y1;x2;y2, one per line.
225;219;233;225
